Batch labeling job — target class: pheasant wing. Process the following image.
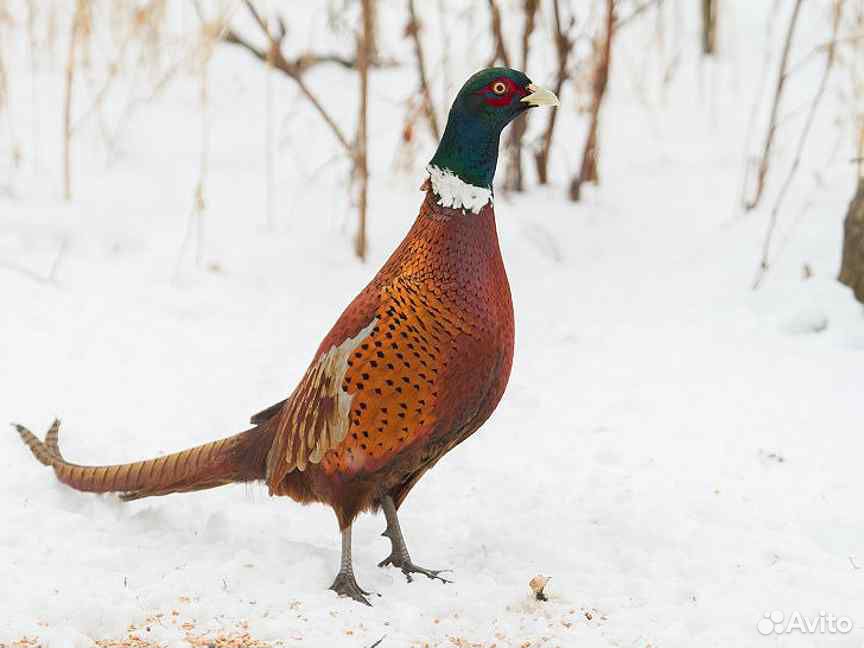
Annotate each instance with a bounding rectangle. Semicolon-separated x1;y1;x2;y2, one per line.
264;288;381;490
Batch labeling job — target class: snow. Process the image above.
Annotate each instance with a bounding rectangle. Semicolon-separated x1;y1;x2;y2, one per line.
1;1;862;647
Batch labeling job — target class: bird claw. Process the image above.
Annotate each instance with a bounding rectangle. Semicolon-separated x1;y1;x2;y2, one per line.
330;571;373;605
378;555;452;584
403;564;453;584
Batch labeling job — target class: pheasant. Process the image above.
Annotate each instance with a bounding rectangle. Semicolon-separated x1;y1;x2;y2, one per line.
15;67;559;605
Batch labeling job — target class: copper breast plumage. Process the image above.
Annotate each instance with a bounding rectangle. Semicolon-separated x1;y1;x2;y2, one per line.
265;190;514;491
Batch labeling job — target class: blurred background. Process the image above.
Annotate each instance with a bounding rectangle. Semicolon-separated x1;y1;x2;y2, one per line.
1;1;863;647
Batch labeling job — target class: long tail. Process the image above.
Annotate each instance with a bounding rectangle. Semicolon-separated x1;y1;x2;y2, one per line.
14;419;273;501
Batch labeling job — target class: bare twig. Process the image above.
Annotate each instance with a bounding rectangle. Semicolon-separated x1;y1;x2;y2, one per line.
504;0;540;192
518;3;539;98
436;0;452;112
223;3;353;154
838;177;864;302
294;53;366;70
70;17;137;137
743;0;804;211
735;4;777;220
616;0;663;29
48;236;69;283
406;0;439;140
570;0;616;201
223;0;396;156
858;118;864;180
265;20;276;229
392;96;425;174
355;0;373;261
486;0;511;67
175;8;227;280
26;0;41;171
534;0;575;185
222;0;377;260
701;0;717;55
105;0;230;160
0;10;21;194
63;0;89;201
0;235;67;287
0;260;56;286
753;1;841;288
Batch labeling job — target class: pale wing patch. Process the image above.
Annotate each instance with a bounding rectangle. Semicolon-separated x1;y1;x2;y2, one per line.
426;165;492;214
267;319;376;479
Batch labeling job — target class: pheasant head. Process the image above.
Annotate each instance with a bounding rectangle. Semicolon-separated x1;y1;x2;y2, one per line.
429;68;559;194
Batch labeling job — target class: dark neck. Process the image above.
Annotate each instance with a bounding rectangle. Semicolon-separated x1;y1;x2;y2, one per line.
429;110;503;189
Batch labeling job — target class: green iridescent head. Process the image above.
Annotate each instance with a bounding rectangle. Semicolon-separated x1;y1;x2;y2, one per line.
429;68;559;189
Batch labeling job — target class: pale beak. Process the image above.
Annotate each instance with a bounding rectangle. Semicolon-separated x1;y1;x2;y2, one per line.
521;83;560;108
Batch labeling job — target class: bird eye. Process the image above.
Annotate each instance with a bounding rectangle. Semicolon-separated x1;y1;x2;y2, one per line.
492;81;507;95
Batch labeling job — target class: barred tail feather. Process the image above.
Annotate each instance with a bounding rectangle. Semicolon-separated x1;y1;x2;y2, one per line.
14;419;272;501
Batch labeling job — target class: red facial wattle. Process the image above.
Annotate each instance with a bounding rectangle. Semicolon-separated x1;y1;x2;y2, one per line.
480;78;529;107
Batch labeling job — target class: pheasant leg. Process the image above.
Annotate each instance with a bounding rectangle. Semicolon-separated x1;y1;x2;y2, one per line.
330;525;372;605
378;495;452;583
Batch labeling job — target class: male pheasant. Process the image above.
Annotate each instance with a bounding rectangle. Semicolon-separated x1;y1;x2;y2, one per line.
15;68;559;604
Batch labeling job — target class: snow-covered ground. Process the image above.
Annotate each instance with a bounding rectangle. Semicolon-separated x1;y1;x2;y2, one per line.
1;2;863;647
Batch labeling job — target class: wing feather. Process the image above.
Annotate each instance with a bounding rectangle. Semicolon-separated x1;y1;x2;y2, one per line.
250;399;287;425
265;316;378;490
